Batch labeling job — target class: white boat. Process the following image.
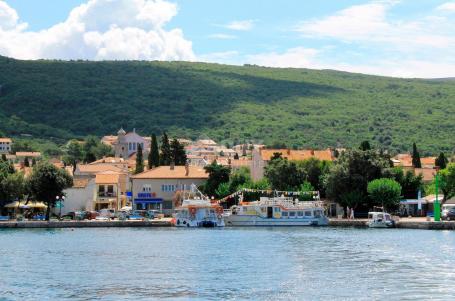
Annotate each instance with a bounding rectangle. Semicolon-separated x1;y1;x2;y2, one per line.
174;185;225;228
367;211;395;228
224;195;328;226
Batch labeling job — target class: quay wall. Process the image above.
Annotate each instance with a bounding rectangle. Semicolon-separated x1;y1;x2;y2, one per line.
0;220;173;229
328;219;455;230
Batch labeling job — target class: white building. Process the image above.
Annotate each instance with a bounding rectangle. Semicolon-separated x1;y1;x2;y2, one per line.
61;178;96;215
102;128;151;159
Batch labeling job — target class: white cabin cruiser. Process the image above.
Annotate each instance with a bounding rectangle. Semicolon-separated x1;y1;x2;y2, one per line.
174;185;225;228
367;211;395;228
225;195;328;226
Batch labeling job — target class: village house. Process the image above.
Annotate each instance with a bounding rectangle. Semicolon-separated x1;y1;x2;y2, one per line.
61;178;96;215
102;128;151;159
94;171;128;211
0;138;12;154
392;153;439;183
14;152;41;163
251;148;335;180
131;165;208;215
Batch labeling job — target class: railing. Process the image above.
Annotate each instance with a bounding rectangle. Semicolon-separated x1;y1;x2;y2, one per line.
98;192;117;197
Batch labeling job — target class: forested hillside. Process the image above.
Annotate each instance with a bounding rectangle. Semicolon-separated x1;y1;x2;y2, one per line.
0;55;454;155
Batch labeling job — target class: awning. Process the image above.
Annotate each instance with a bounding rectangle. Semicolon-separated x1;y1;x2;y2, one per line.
4;201;47;209
133;198;163;204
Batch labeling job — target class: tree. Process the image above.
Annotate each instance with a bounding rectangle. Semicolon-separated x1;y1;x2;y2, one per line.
297;158;331;194
24;157;30;167
203;162;231;198
31;158;36;167
28;162;73;220
0;172;26;209
242;144;247;157
170;139;187;165
215;182;231;198
412;143;422;168
233;153;239;160
436;152;448;169
299;181;315;201
159;132;172;166
148;133;160;169
264;157;305;190
359;140;371;151
324;149;392;208
392;167;423;199
65;140;83;173
135;144;144;174
439;163;455;203
1;154;6;161
367;178;402;211
229;167;252;192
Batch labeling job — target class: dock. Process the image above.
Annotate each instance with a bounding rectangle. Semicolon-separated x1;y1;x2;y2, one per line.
0;218;174;229
329;218;455;230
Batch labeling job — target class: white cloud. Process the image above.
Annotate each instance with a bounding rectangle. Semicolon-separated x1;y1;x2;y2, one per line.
223;20;255;31
436;2;455;12
208;33;237;40
0;0;195;61
247;47;320;69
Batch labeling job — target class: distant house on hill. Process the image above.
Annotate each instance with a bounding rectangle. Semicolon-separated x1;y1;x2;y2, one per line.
251;148;336;180
0;138;12;154
101;128;151;159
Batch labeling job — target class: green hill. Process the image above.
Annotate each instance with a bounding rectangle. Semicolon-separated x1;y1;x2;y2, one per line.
0;55;454;155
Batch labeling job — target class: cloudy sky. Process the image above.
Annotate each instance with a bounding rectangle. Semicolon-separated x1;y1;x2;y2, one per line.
1;0;455;78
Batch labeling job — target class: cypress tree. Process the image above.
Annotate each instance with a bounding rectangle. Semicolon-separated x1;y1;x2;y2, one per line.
148;133;160;169
435;152;448;169
135;144;144;174
170;139;187;165
359;140;371;151
24;157;30;167
32;158;36;166
160;132;172;166
412;143;422;168
1;154;6;161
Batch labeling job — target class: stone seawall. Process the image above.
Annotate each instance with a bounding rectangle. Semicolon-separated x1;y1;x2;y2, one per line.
329;218;455;230
0;219;173;228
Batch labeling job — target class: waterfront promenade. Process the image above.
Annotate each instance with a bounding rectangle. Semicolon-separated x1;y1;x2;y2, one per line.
2;217;455;230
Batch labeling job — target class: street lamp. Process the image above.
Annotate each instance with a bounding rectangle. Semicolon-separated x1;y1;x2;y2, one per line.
56;195;65;220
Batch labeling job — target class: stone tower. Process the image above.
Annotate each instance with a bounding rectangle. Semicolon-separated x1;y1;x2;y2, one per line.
115;128;128;158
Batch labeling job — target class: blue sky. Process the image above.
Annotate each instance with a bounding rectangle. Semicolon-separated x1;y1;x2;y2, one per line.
1;0;455;77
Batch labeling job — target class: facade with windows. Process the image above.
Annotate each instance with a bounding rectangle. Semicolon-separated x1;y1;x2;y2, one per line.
131;165;208;215
0;138;12;154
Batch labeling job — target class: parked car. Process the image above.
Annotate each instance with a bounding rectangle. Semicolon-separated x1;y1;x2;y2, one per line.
442;208;455;221
146;210;160;219
128;210;145;220
98;209;116;220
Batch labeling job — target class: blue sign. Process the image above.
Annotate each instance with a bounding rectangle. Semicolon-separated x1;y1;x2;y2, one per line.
134;198;163;204
138;193;152;199
126;191;132;197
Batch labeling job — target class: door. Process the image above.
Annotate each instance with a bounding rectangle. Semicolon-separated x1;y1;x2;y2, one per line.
267;207;273;218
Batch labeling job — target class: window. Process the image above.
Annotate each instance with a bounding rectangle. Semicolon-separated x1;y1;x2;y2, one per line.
297;211;304;217
289;211;296;217
133;143;136;151
305;211;312;217
128;143;132;150
282;211;288;217
142;185;151;192
274;207;281;212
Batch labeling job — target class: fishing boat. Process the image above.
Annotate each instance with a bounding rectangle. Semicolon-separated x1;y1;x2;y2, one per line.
224;194;328;226
367;211;395;228
174;185;225;228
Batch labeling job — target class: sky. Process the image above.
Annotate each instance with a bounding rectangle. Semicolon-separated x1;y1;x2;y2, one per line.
1;0;455;78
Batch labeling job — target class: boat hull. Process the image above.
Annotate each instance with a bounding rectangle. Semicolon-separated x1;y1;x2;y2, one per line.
367;221;395;228
175;217;225;228
225;215;328;226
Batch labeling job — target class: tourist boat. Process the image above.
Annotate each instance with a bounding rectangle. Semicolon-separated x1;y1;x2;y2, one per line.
224;195;328;226
174;185;225;228
367;211;395;228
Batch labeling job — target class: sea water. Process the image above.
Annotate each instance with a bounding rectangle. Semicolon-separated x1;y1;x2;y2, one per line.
1;227;455;300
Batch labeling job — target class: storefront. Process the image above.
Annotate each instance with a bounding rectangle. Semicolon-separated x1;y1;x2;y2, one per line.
133;193;163;211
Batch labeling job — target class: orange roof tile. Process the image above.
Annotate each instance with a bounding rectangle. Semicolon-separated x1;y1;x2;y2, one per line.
260;149;334;161
421;157;436;166
95;171;121;184
15;152;41;157
132;166;208;179
0;138;12;143
77;164;124;174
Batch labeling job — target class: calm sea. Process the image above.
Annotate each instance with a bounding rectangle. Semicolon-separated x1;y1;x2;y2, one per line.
1;227;455;300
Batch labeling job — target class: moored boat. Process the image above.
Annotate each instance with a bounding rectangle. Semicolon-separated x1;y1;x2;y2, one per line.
367;211;395;228
174;185;225;228
225;195;328;226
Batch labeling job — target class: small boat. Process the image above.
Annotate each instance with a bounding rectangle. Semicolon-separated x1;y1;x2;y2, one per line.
174;185;225;228
367;211;395;228
224;194;328;226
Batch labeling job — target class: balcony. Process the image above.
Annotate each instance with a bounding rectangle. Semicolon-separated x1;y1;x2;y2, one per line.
98;192;117;197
